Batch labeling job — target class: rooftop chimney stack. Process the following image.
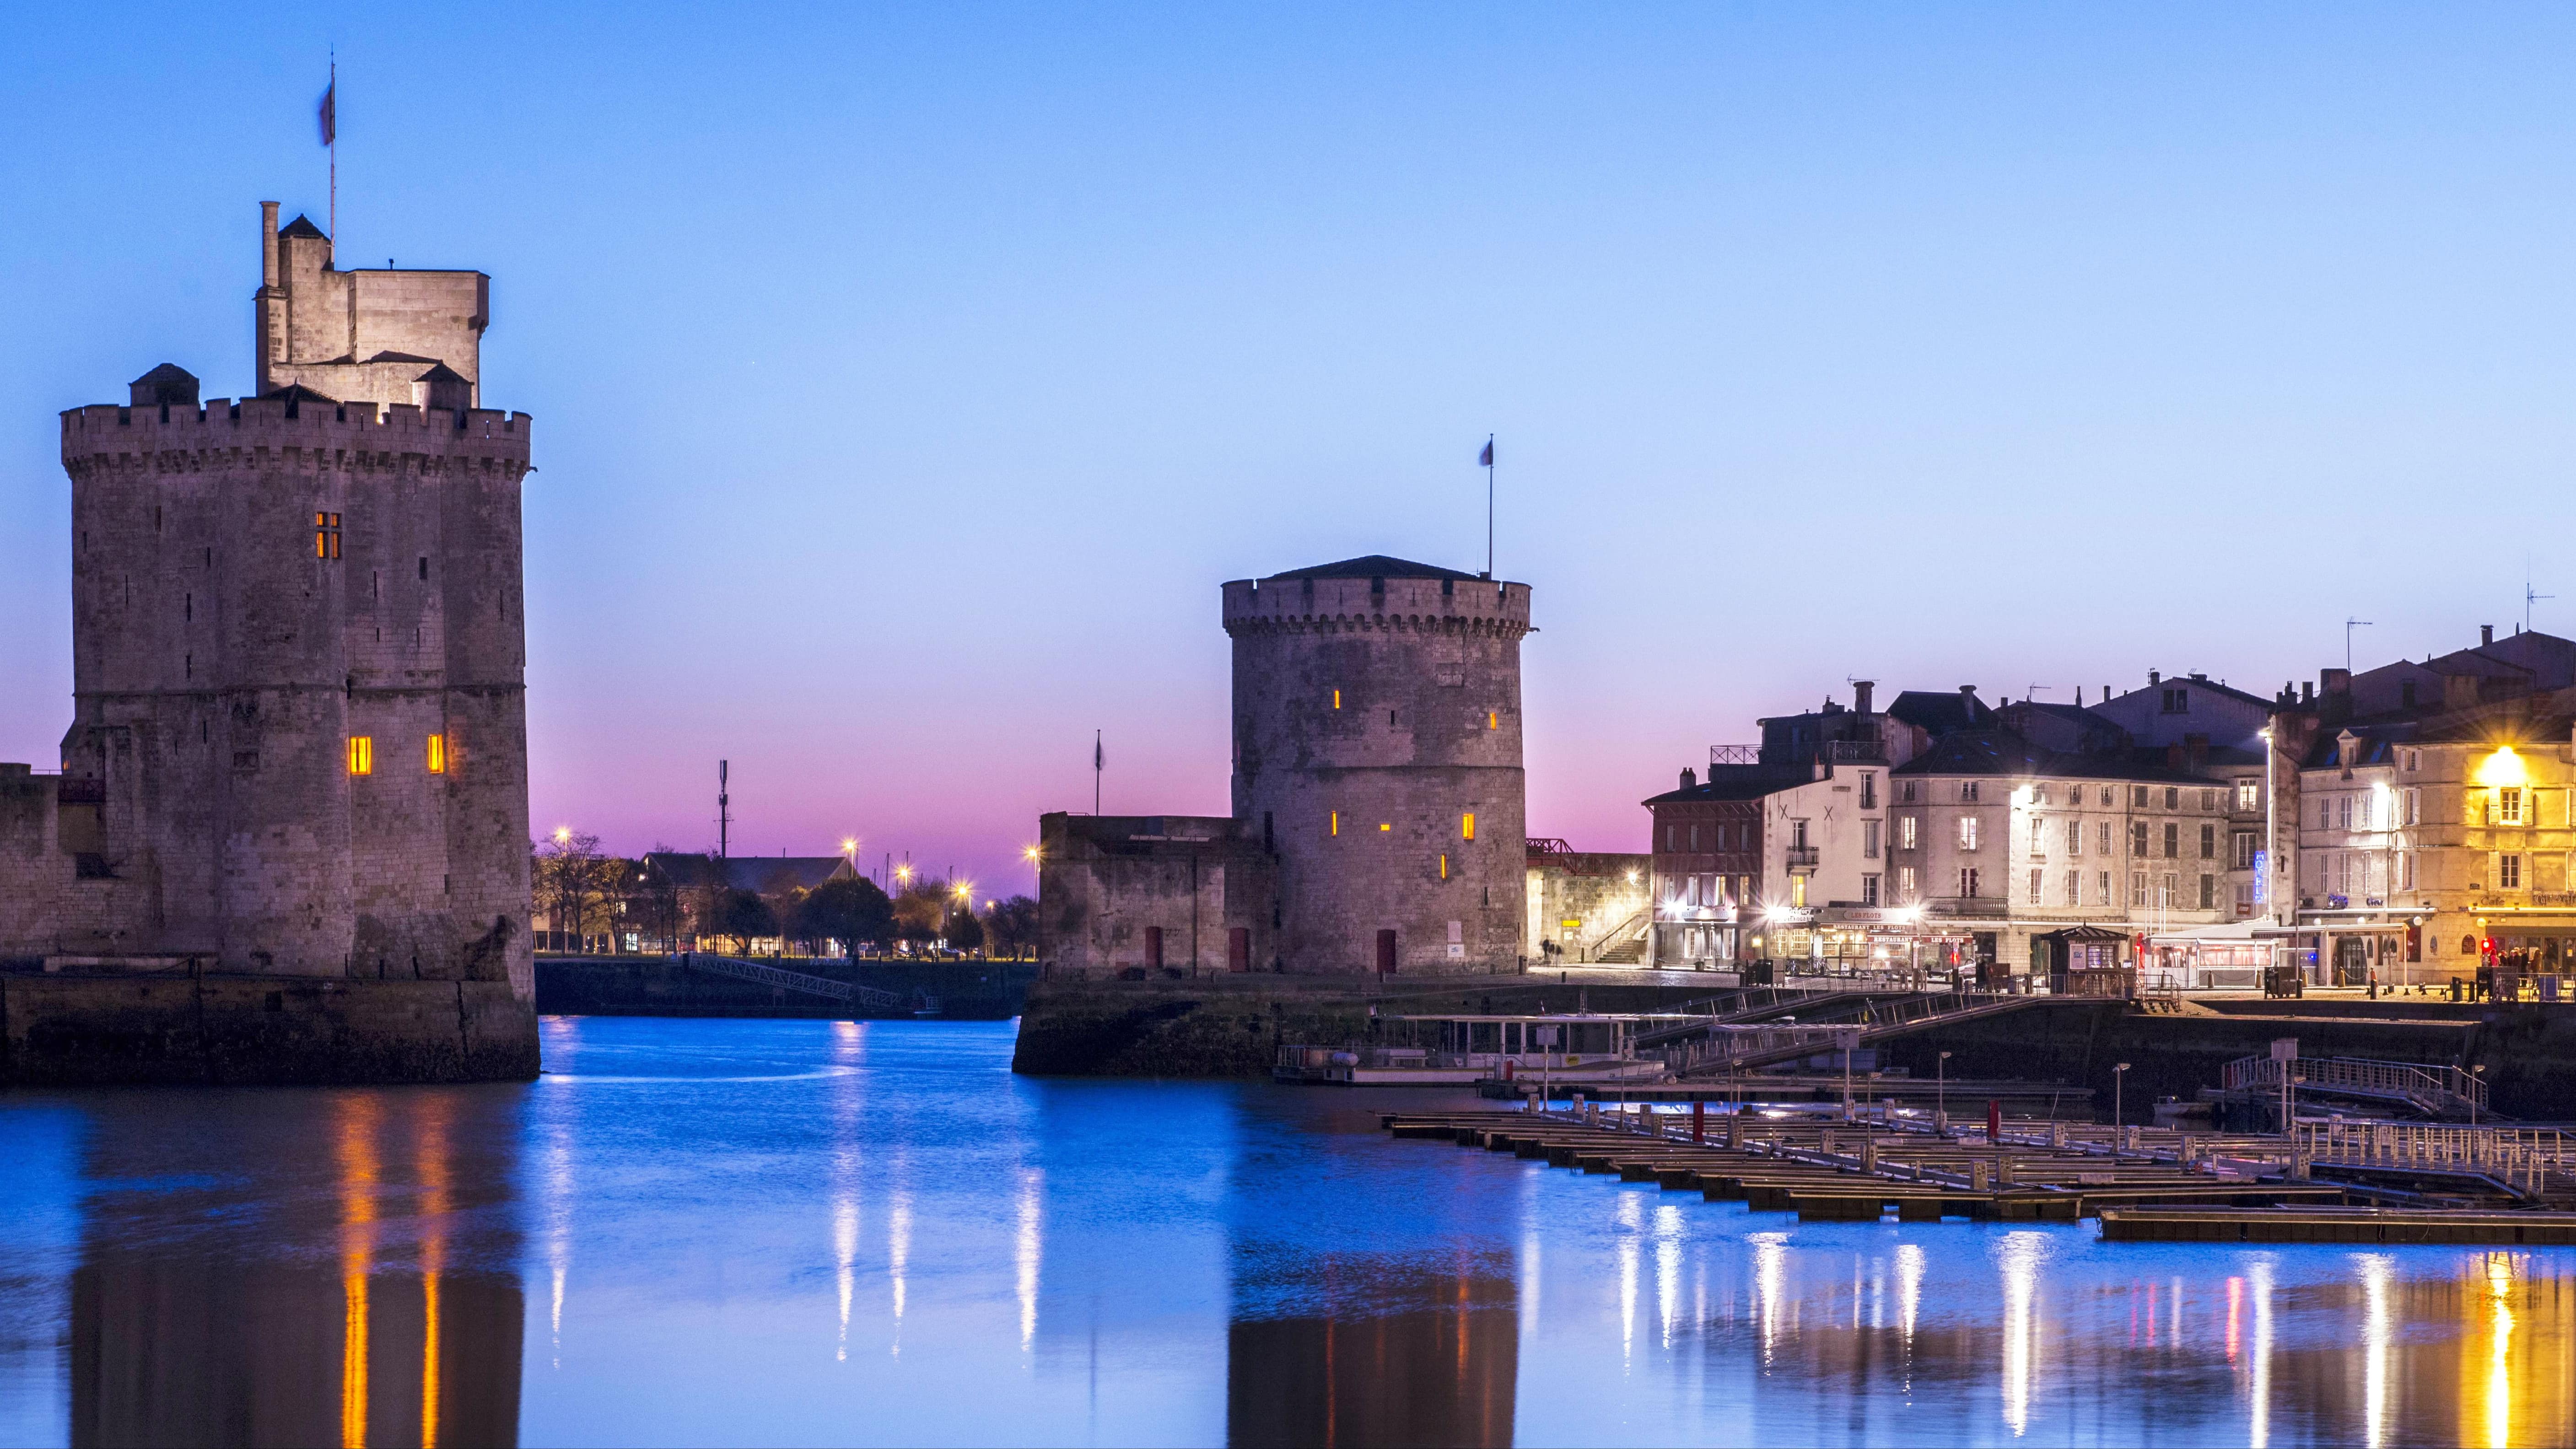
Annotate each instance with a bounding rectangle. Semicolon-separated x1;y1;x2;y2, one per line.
1853;680;1874;716
1680;766;1697;790
2150;669;2161;686
2483;624;2495;646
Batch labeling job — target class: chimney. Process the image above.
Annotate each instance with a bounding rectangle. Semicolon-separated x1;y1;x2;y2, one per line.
2482;624;2495;646
2075;686;2085;706
1680;766;1697;790
261;200;280;289
2320;668;2352;726
1853;680;1874;716
2149;669;2161;687
2302;681;2315;704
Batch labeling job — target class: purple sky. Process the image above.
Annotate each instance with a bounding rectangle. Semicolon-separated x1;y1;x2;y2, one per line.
10;5;2576;894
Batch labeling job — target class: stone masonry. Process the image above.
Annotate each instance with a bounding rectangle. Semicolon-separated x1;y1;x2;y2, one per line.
1225;556;1532;974
0;202;538;1083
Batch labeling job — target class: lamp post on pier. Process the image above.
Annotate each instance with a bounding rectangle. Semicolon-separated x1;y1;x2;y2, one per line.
2113;1061;2131;1132
1936;1050;1952;1134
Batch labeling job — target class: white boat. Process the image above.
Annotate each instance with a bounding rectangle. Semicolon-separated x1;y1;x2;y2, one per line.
1273;1012;1679;1087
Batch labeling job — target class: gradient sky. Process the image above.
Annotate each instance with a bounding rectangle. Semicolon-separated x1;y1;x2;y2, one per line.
8;5;2576;894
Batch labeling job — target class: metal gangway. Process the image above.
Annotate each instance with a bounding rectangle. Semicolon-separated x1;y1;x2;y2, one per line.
1671;990;2036;1077
1630;985;1858;1048
2296;1120;2571;1199
681;953;907;1013
2224;1053;2490;1121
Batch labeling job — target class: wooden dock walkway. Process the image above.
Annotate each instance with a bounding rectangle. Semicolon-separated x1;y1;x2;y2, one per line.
1385;1104;2353;1224
2101;1205;2576;1245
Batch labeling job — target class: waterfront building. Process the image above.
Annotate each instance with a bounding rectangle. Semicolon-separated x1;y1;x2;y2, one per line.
1640;683;1900;972
2287;625;2576;987
0;202;538;1083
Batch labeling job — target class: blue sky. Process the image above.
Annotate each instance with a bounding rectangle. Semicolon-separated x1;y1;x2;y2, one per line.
6;4;2576;890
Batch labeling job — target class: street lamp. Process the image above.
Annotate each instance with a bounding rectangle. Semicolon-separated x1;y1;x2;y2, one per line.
553;826;571;845
2113;1061;2131;1134
1937;1050;1953;1131
2472;1064;2486;1127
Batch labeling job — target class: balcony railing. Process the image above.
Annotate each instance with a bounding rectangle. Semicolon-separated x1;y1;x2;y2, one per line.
1710;744;1758;767
1783;846;1820;869
1823;740;1887;764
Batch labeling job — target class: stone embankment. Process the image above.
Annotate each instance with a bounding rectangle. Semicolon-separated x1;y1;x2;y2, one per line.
536;955;1037;1020
1015;976;2576;1122
0;972;536;1085
1009;974;1724;1078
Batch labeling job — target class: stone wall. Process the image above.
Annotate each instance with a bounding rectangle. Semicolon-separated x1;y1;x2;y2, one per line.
1224;570;1531;973
0;974;534;1085
1525;852;1649;962
1036;813;1273;974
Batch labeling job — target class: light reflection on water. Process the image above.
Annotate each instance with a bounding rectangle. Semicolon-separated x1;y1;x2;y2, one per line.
0;1018;2571;1446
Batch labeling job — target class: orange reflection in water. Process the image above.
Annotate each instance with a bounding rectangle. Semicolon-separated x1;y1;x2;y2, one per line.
339;1094;381;1449
418;1099;451;1449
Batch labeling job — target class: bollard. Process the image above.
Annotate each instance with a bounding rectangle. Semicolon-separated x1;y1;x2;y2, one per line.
1861;1140;1879;1173
1997;1158;2016;1186
2050;1121;2067;1149
1821;1130;1837;1158
1933;1110;1949;1136
2123;1125;2139;1154
1725;1110;1742;1150
1971;1160;1990;1192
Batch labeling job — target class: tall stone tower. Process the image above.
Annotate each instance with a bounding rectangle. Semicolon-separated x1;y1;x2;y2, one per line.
7;202;538;1081
1223;556;1532;974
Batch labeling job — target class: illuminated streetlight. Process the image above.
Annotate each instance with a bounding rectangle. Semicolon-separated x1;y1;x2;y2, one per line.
841;837;858;856
552;826;571;845
1023;846;1041;862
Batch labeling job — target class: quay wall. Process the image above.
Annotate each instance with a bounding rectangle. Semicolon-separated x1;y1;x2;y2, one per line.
1874;1001;2576;1123
1016;979;2576;1119
1010;975;1722;1078
0;974;536;1085
535;956;1037;1020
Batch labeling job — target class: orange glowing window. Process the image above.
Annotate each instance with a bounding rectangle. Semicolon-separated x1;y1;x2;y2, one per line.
426;733;447;774
1488;711;1498;730
1332;689;1342;710
346;735;373;776
1462;812;1476;841
1378;822;1391;832
1330;811;1339;836
314;511;341;560
1439;853;1450;880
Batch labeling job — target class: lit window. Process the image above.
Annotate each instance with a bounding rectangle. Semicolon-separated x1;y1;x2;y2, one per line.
2500;787;2525;824
1332;689;1341;710
1488;711;1498;730
1378;822;1390;832
347;735;373;775
427;734;447;774
1330;811;1339;836
1462;812;1476;840
314;511;341;560
1439;853;1450;880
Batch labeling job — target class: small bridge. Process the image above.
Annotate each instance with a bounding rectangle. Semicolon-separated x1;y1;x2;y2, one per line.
680;953;909;1014
2224;1053;2491;1122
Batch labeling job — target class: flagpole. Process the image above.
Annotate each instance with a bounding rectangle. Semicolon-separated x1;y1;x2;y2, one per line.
1484;433;1495;578
327;54;336;243
1094;730;1102;816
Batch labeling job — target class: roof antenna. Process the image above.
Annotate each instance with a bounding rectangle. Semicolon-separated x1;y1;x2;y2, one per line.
2024;684;2050;700
2527;554;2551;633
2344;617;2373;673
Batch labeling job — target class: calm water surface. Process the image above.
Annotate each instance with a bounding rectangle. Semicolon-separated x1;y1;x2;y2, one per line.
1;1016;2572;1447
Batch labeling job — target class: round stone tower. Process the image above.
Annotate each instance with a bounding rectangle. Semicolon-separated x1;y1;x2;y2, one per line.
1223;555;1532;974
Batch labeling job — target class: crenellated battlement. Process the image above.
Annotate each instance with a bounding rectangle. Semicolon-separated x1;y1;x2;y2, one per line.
60;396;532;478
1220;573;1531;633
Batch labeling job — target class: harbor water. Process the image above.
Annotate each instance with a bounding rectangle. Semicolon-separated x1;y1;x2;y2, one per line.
1;1016;2571;1446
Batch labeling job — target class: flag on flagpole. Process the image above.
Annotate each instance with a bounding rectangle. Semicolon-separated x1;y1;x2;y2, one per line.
1094;736;1104;771
1479;440;1493;467
318;81;335;146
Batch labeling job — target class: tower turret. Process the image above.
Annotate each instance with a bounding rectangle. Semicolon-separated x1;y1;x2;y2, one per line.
1222;555;1532;974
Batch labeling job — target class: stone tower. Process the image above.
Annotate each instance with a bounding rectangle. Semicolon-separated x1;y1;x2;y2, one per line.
8;201;539;1080
1223;556;1532;974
